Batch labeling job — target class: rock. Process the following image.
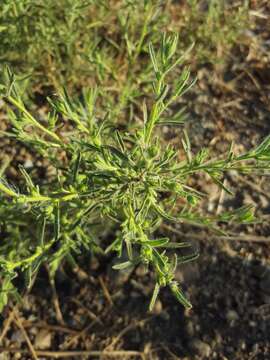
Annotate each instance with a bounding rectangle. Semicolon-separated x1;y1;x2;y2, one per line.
185;320;195;336
152;299;163;315
34;329;52;350
249;320;257;327
24;159;33;168
259;194;268;208
226;310;239;322
216;333;223;344
13;354;22;360
189;339;211;357
240;340;246;350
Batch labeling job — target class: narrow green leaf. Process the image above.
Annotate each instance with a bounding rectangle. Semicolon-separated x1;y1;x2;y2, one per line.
112;257;140;270
143;238;169;247
149;42;159;73
40;217;47;248
112;260;133;270
182;130;192;163
103;145;129;162
19;166;34;190
152;248;166;271
178;251;199;264
72;152;81;183
115;130;125;152
149;283;160;311
164;42;195;75
207;172;233;195
153;204;177;222
164;242;192;249
54;202;60;241
156;85;169;103
105;237;122;255
170;282;192;309
126;239;133;260
142;100;148;124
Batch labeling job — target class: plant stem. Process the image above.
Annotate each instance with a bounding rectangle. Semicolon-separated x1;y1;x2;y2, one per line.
6;96;63;145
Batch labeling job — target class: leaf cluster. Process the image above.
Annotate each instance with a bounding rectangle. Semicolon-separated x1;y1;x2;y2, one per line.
0;34;269;312
0;0;249;101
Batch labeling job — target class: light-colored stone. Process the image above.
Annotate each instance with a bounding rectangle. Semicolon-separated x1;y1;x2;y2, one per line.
189;339;211;357
226;310;239;322
34;329;52;350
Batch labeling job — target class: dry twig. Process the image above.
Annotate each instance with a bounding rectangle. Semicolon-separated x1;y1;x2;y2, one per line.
0;348;143;358
13;310;39;360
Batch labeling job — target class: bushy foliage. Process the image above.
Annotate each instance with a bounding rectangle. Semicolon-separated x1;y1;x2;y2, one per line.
1;34;270;311
0;0;167;90
0;1;248;92
179;0;248;64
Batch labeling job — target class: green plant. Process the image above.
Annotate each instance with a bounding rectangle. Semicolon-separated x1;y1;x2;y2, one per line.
1;34;269;312
0;0;170;129
0;0;249;97
0;0;166;90
173;0;249;65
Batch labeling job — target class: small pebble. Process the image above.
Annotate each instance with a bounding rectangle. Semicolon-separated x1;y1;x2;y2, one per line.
24;159;33;168
189;339;211;357
153;299;163;314
186;320;195;336
226;310;239;322
34;329;52;350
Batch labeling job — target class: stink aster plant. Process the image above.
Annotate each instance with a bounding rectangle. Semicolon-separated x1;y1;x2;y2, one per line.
0;34;269;311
